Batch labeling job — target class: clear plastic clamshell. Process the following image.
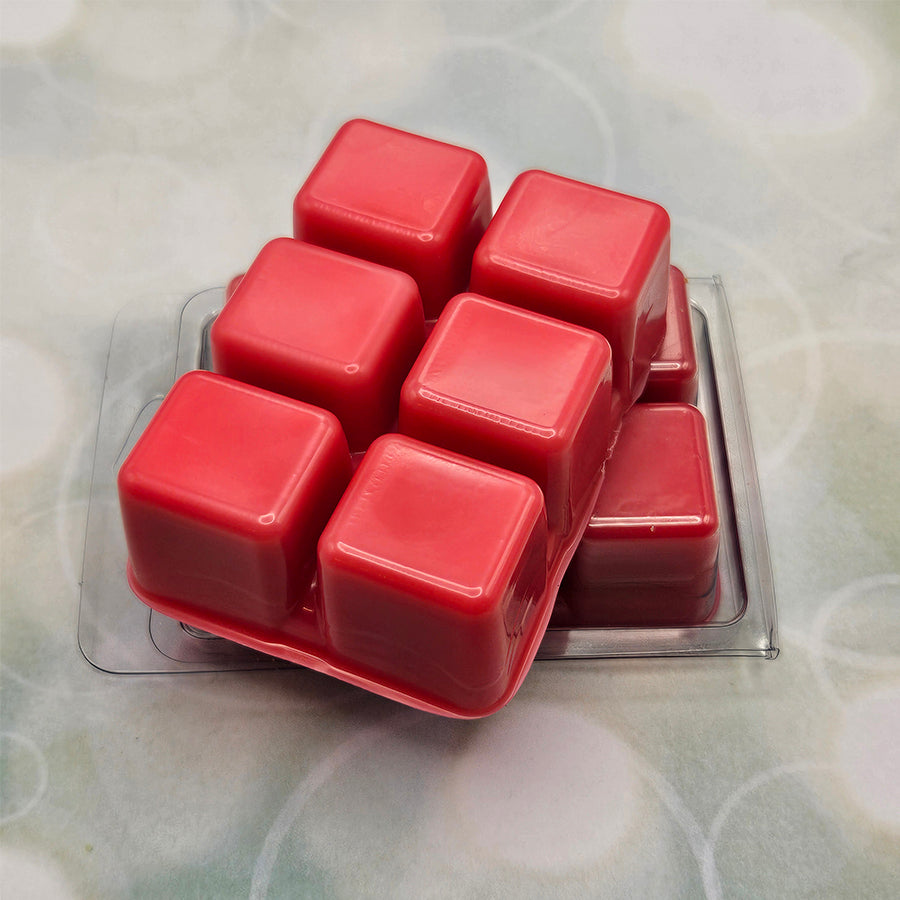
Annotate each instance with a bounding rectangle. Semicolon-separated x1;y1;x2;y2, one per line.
78;276;778;680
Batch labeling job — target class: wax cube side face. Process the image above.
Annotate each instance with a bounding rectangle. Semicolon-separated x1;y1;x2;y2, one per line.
118;371;353;627
293;119;492;319
470;170;669;412
569;403;719;626
318;435;548;713
210;238;425;451
399;294;613;535
641;266;699;404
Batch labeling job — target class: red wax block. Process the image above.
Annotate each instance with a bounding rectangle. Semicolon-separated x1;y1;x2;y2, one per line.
293;119;492;319
641;266;699;404
210;238;425;452
470;170;669;413
399;294;613;537
118;370;352;631
318;435;548;714
569;403;719;627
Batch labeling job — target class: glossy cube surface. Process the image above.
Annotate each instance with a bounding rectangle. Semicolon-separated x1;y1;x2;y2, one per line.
470;170;669;413
641;266;699;404
293;119;492;319
318;435;548;714
118;371;352;628
210;238;425;451
569;403;719;626
400;294;613;536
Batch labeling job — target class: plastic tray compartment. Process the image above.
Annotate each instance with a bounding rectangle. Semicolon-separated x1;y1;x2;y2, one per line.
78;276;778;679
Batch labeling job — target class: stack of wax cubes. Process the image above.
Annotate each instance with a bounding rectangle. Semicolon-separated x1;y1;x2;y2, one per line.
117;120;718;717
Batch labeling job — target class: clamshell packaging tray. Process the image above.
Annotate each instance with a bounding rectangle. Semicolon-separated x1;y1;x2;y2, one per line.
81;121;778;718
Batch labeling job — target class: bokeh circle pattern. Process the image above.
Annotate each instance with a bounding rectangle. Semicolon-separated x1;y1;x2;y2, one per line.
0;732;49;825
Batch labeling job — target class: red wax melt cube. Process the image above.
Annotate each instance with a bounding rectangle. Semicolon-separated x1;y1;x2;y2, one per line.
318;435;548;714
470;170;669;412
400;294;613;536
293;119;492;319
210;238;425;451
118;371;352;629
641;266;699;404
568;403;719;626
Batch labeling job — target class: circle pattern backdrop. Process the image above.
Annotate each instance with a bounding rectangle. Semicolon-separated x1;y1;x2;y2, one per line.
1;2;898;897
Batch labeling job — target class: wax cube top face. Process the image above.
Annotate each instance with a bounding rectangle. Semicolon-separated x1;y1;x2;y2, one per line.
475;171;668;300
404;294;610;435
470;170;669;410
473;170;669;310
293;119;491;319
299;120;480;233
320;434;546;616
119;370;347;532
213;238;422;374
210;238;425;450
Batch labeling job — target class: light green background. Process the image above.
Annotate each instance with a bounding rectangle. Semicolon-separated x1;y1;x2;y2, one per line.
2;2;898;897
